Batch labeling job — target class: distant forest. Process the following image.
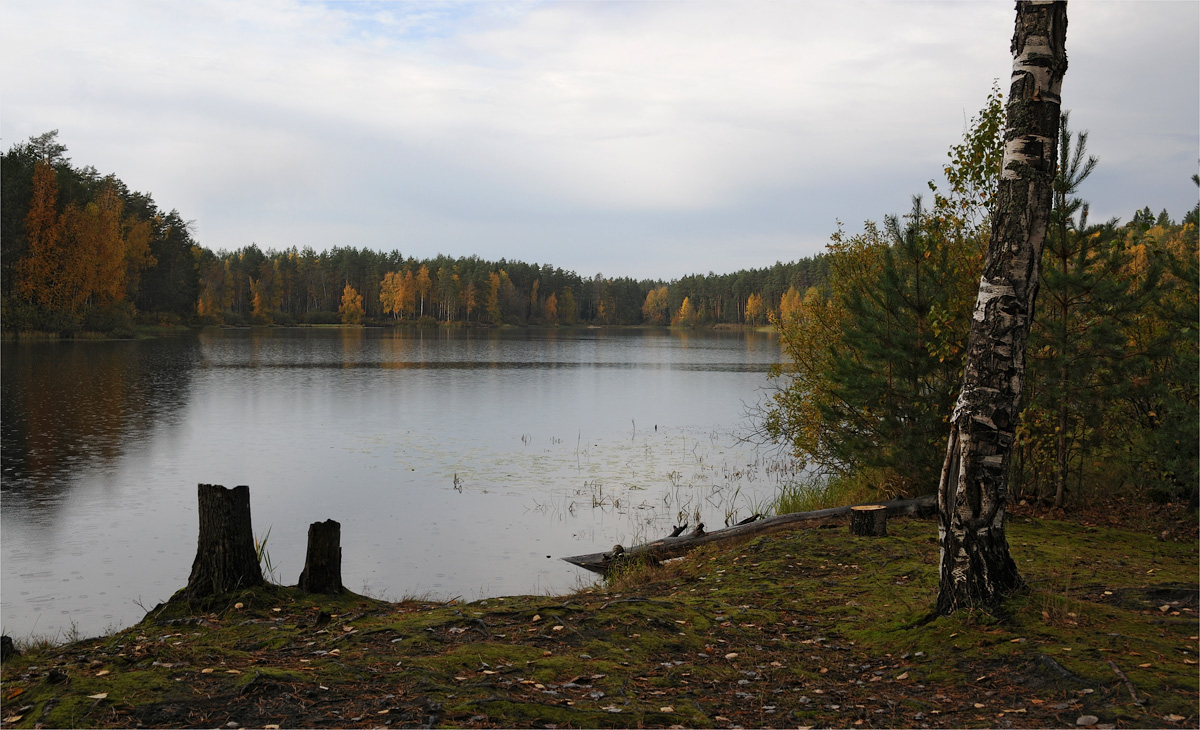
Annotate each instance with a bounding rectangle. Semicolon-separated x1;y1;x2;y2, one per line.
1;131;826;334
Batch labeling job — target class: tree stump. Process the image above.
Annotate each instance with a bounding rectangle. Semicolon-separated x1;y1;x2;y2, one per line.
181;484;263;599
849;505;888;537
298;519;344;594
1;635;18;663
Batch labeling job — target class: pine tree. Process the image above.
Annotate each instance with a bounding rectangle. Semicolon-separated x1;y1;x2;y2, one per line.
1020;115;1160;506
823;198;974;494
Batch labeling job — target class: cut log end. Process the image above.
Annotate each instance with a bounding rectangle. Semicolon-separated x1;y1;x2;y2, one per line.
849;505;888;537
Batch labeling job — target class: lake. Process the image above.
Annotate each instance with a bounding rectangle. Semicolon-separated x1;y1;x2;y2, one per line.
1;327;790;640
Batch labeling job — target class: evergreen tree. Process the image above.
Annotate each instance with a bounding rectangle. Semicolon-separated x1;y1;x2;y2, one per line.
822;198;974;493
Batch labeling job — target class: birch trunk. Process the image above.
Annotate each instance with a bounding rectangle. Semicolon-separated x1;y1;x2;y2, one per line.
936;0;1068;615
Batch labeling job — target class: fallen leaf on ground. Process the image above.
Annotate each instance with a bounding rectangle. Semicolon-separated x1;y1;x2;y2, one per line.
88;693;108;700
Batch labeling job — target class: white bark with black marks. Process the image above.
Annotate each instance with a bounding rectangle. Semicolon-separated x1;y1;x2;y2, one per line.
936;0;1068;616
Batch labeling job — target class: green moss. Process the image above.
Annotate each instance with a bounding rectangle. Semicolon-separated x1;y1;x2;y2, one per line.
1;515;1195;728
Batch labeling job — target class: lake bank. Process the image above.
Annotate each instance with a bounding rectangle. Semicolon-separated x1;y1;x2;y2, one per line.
2;501;1195;729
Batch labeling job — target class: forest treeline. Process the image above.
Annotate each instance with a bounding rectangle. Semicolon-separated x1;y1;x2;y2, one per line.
0;131;826;334
2;92;1196;511
759;89;1198;508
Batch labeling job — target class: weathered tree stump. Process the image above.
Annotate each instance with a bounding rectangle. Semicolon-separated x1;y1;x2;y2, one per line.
849;505;888;537
298;519;344;594
181;484;263;600
1;635;18;663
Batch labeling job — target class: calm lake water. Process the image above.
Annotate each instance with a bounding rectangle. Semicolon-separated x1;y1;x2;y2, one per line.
1;327;788;640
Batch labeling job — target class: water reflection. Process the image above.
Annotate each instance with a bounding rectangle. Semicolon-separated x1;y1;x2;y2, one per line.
1;327;783;639
1;337;199;510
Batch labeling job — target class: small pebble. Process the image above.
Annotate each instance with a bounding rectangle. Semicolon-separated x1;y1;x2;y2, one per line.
1076;716;1099;727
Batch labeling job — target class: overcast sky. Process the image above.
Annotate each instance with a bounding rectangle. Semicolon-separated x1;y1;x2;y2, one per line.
3;1;1197;280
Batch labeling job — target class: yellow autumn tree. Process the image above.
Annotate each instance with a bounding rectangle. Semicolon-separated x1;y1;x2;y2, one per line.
672;296;697;327
486;271;502;324
400;270;416;319
17;166;154;320
379;271;402;319
16;160;67;309
250;276;271;324
74;183;127;305
777;286;803;323
415;265;433;317
744;292;765;325
544;291;559;325
339;283;364;325
642;285;670;325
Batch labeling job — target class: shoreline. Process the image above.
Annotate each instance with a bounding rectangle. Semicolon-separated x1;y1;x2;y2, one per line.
2;501;1195;729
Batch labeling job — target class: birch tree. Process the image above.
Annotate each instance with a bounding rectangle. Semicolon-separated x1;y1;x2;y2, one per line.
936;1;1068;615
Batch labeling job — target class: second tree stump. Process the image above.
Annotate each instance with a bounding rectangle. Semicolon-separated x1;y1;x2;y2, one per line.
298;519;344;594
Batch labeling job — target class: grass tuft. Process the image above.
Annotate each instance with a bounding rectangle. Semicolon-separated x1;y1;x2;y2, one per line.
774;468;901;514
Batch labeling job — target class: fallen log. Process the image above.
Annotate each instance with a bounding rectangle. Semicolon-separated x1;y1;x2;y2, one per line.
561;493;936;575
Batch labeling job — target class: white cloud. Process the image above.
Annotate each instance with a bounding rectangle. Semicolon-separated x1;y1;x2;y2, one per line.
2;0;1196;278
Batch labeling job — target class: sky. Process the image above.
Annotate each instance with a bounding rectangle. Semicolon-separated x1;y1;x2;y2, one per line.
2;1;1197;281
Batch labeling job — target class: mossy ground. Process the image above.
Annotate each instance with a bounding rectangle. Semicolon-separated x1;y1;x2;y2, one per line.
1;502;1195;729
